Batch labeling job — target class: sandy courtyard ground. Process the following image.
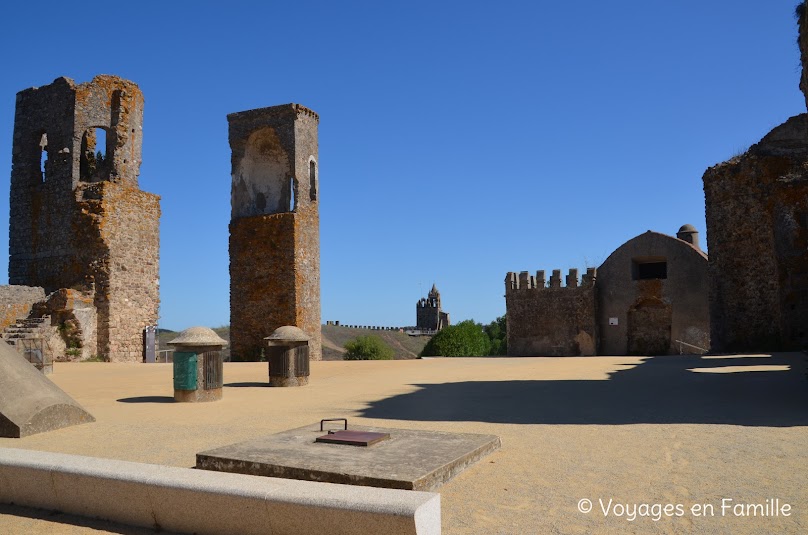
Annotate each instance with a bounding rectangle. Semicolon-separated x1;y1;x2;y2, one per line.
1;353;807;534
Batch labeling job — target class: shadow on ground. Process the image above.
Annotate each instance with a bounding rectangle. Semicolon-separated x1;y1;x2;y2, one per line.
223;382;268;388
361;353;808;427
116;396;174;404
0;503;178;534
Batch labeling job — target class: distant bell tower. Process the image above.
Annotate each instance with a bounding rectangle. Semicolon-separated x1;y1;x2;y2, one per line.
228;104;322;361
416;284;450;331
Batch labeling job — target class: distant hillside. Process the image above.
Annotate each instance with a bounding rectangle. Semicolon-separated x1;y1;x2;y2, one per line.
157;325;429;361
321;325;430;360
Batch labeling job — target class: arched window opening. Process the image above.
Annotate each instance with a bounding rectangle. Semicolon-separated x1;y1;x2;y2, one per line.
38;133;48;183
309;160;317;201
289;177;296;211
80;127;110;182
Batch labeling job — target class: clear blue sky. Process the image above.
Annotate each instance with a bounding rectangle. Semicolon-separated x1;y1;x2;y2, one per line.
0;1;804;330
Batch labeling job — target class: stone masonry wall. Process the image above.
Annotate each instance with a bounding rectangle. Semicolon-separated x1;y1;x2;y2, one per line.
9;76;159;362
292;112;321;361
703;114;808;351
417;302;439;331
596;231;709;355
505;269;597;356
799;2;808;109
84;182;160;361
230;214;297;361
228;104;321;362
0;285;45;331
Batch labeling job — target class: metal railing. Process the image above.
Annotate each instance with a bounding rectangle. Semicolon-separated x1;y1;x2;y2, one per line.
674;339;708;355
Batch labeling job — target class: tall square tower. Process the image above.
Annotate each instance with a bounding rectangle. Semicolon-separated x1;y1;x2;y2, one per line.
228;104;321;361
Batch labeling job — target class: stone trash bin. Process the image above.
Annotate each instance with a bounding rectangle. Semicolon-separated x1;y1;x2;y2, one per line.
168;327;227;402
265;326;310;387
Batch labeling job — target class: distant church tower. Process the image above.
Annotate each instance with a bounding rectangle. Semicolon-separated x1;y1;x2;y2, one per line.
416;284;450;331
228;104;322;361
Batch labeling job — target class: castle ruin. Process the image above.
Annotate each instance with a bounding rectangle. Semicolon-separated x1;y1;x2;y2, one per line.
702;5;808;352
506;226;709;356
228;104;322;361
7;75;160;362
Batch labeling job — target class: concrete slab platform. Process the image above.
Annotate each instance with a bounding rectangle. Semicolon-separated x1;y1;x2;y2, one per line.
197;422;501;491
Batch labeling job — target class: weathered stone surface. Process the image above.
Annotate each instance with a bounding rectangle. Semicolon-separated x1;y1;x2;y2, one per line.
0;340;94;437
197;423;500;492
0;447;441;535
32;289;97;361
506;228;709;356
798;2;808;109
8;76;160;362
416;284;449;331
703;114;808;352
0;285;45;331
228;104;321;361
506;269;597;356
597;231;709;355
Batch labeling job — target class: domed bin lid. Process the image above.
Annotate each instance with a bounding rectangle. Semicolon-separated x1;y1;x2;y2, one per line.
168;326;228;347
265;326;310;345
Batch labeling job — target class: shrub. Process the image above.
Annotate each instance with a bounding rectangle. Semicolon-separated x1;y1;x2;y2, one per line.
344;335;394;360
420;320;490;357
484;315;507;356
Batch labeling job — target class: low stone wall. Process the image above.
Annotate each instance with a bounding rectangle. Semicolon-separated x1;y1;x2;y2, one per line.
0;285;45;331
0;448;440;535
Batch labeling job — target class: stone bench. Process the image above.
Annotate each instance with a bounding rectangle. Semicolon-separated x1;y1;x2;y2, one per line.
0;447;440;535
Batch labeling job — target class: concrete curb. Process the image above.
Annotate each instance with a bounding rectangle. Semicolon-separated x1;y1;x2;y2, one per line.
0;447;440;535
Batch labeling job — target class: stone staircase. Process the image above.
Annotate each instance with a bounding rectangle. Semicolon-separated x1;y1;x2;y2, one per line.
2;316;55;373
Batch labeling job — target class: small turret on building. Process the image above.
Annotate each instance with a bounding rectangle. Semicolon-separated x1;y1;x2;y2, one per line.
416;284;450;332
676;224;700;249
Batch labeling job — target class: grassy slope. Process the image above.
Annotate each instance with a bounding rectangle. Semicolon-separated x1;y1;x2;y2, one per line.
158;325;428;361
320;325;430;360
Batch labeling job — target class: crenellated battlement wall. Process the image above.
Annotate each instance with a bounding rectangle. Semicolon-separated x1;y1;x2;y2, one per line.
505;268;597;291
505;267;597;356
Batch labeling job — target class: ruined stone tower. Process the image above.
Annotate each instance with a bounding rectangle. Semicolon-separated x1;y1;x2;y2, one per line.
9;75;160;362
701;6;808;352
228;104;321;361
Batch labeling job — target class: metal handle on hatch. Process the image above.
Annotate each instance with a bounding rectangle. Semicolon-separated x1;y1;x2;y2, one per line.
320;418;348;431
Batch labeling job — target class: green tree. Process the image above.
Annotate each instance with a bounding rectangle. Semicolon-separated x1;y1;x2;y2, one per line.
344;335;394;360
420;320;490;357
484;315;507;356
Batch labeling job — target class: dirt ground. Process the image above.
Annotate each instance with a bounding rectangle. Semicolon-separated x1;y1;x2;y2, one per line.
1;353;807;534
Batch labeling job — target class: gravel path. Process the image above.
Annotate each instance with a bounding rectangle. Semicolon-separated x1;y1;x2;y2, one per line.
1;354;806;534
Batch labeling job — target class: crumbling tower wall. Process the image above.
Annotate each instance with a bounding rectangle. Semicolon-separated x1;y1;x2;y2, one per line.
702;7;808;352
799;2;808;109
9;75;160;362
703;116;808;351
228;104;321;361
